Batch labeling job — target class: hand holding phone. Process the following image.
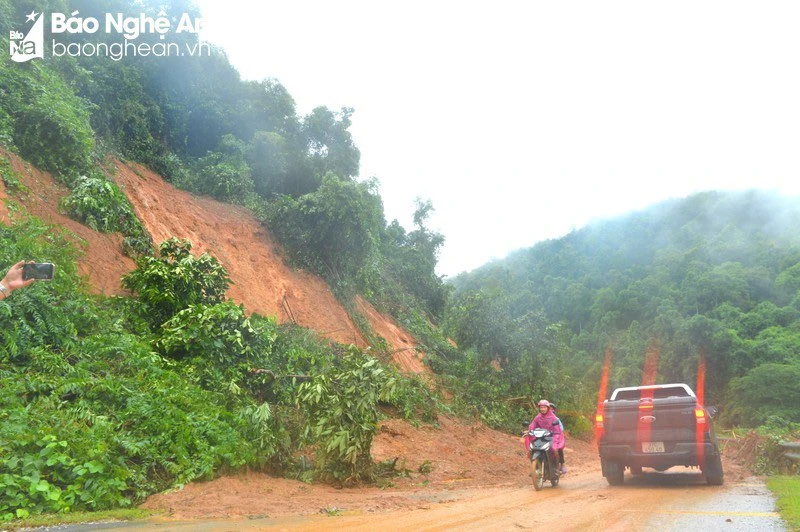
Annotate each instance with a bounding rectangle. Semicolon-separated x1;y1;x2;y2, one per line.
22;262;55;281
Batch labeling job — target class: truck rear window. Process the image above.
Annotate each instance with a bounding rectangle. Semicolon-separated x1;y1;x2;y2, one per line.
613;387;691;401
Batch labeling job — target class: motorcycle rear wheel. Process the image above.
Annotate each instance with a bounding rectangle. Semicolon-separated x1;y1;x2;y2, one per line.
532;457;545;491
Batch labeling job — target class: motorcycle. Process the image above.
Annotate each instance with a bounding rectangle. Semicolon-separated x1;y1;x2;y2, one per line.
525;427;560;491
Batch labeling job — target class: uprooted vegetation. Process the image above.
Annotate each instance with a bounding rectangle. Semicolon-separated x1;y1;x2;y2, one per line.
0;220;443;520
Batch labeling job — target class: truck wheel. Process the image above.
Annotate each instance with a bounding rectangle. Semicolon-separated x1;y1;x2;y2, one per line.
704;453;724;486
602;459;624;486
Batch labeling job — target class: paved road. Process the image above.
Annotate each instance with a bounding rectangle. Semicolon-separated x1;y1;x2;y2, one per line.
644;477;789;531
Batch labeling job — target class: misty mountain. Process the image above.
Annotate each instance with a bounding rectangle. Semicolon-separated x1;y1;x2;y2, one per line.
447;190;800;420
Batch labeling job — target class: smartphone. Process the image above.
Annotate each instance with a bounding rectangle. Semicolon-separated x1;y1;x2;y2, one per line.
22;262;55;281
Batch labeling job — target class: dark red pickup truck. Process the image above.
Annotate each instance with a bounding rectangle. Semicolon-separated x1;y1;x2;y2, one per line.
595;383;723;485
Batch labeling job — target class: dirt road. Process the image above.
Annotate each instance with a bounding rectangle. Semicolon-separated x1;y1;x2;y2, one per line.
135;417;778;531
134;468;785;531
256;470;715;530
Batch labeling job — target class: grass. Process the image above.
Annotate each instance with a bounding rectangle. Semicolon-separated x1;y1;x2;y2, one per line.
2;509;152;531
766;476;800;531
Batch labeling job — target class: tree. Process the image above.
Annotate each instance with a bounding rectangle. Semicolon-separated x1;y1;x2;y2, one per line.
727;363;800;426
297;349;395;485
192;135;254;201
266;174;383;287
380;199;449;318
247;131;291;197
302;106;360;180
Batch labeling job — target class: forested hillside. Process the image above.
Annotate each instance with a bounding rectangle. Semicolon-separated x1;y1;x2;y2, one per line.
2;0;799;524
0;0;447;318
1;0;454;521
447;191;800;427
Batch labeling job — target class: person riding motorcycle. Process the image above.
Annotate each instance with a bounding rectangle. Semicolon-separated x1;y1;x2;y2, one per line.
526;399;567;474
549;402;565;432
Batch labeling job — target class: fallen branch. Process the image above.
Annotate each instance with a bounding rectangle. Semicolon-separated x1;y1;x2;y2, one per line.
249;368;312;380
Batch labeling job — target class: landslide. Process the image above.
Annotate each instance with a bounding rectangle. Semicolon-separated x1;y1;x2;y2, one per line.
0;149;418;362
2;150;755;526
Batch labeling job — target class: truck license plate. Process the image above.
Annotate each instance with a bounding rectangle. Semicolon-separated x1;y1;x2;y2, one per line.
642;441;665;453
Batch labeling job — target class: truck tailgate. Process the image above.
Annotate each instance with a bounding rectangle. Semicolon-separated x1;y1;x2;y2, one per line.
603;397;698;447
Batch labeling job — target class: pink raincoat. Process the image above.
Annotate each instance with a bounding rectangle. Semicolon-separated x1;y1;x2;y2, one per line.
524;409;565;452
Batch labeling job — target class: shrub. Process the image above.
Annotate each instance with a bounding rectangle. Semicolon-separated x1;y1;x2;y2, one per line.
0;58;95;178
0;219;88;360
157;301;277;398
122;238;230;329
297;348;395;485
60;175;152;256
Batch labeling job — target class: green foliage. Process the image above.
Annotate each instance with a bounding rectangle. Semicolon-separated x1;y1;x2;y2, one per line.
448;190;800;425
749;420;800;475
0;219;85;360
62;59;168;170
2;334;258;509
0;220;254;519
297;349;394;485
302;106;360;181
0;51;150;256
158;301;266;362
0;156;23;192
0;57;95;178
0;420;130;517
266;174;384;287
380;369;440;423
60;174;153;256
188;135;255;202
0;2;458;519
0;204;451;527
247;130;291;196
122;238;230;329
157;301;277;399
5;0;449;339
377;200;450;319
430;347;529;432
767;476;800;530
726;363;800;427
564;415;594;440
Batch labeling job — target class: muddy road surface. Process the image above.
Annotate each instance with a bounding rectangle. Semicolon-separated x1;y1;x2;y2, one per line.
29;417;782;531
132;468;783;531
132;417;778;531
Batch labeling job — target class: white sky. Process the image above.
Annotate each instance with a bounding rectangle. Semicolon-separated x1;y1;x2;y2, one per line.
194;1;800;277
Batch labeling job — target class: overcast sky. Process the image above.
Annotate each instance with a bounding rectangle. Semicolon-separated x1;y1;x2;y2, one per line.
194;1;800;277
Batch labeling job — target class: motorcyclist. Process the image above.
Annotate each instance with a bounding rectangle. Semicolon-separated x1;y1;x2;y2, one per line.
527;399;567;474
549;402;565;432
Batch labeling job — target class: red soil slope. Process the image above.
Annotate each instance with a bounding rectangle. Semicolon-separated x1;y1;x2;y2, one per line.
0;149;421;365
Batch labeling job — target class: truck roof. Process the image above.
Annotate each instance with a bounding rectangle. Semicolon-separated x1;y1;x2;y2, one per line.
609;383;695;401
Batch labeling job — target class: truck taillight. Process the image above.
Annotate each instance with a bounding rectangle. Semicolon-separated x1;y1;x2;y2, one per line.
594;412;605;443
694;408;706;425
595;413;604;428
